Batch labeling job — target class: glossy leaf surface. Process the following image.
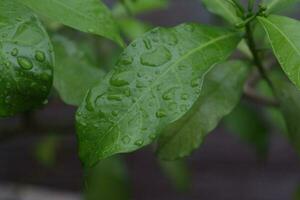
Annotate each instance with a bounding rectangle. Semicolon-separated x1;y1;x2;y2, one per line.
76;23;241;167
0;0;54;117
52;35;105;106
157;61;249;160
18;0;124;46
258;15;300;89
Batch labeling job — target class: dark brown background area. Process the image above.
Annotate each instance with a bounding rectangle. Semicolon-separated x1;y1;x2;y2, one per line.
1;0;300;199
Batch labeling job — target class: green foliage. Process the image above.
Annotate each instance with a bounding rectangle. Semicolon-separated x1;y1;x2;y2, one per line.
263;0;300;13
3;1;300;195
224;103;269;158
258;15;300;90
113;0;169;16
52;35;105;106
18;0;124;46
201;0;243;24
159;159;191;192
157;60;250;160
84;157;131;200
274;78;300;155
0;0;54;117
76;24;241;167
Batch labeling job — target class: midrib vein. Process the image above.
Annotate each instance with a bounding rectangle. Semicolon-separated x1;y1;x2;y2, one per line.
98;32;238;147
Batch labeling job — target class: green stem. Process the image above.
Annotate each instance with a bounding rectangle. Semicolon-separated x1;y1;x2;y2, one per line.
245;22;277;98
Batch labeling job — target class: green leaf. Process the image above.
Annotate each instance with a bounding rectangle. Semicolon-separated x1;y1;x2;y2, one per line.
76;23;241;167
18;0;124;46
263;0;300;14
201;0;243;24
224;103;269;158
118;18;151;41
52;35;105;106
157;60;249;160
113;0;169;17
159;159;191;192
258;15;300;90
275;78;300;155
85;157;131;200
0;0;54;117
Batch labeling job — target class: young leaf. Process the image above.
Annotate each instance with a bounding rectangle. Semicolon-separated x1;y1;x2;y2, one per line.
52;35;105;106
258;15;300;90
201;0;243;24
18;0;124;46
224;103;269;159
159;159;191;192
157;60;249;160
263;0;300;14
118;18;151;41
0;0;54;117
76;23;242;167
275;79;300;155
84;157;131;200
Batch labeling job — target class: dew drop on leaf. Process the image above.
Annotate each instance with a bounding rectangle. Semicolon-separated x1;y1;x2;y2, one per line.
17;57;33;70
156;109;167;118
134;139;144;146
35;50;46;62
122;136;131;144
140;46;172;67
11;48;18;56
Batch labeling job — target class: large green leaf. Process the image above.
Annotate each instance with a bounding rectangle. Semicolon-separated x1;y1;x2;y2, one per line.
0;0;54;117
52;35;105;106
263;0;300;13
224;103;269;159
18;0;124;46
258;15;300;89
157;61;249;160
201;0;243;24
76;23;241;167
275;79;300;155
85;157;131;200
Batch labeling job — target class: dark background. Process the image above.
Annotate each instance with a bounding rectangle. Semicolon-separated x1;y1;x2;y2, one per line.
1;0;300;199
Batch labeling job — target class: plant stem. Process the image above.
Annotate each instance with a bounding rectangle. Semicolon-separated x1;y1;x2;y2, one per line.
245;22;277;98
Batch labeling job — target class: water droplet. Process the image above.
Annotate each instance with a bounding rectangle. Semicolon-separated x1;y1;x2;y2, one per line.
35;50;45;62
112;111;118;117
107;94;122;101
122;136;131;144
17;57;33;70
123;88;131;97
184;24;195;32
117;55;133;66
11;48;18;56
191;78;200;88
110;74;129;87
156;109;167;118
134;139;144;146
149;134;157;140
140;46;172;67
181;93;188;100
143;38;152;49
